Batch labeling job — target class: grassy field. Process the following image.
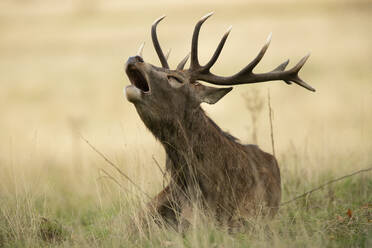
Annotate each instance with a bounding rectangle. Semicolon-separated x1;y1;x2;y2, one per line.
0;0;371;247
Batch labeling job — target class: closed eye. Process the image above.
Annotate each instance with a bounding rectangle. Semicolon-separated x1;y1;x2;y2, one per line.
167;75;183;84
167;75;184;88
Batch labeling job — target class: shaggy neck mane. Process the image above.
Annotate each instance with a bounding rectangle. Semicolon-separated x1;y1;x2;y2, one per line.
138;105;242;184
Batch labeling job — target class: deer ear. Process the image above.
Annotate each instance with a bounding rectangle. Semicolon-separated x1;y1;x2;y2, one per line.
196;85;233;104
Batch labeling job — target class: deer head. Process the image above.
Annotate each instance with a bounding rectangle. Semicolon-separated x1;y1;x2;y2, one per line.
124;13;314;123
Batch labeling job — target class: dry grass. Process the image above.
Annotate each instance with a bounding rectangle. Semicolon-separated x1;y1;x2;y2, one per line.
0;0;371;247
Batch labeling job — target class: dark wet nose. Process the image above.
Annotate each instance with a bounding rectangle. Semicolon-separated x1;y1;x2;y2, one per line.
126;55;144;66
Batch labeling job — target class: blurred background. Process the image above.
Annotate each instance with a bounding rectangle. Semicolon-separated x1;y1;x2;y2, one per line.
0;0;371;195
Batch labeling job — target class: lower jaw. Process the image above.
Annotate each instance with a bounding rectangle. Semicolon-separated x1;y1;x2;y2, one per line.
124;85;142;103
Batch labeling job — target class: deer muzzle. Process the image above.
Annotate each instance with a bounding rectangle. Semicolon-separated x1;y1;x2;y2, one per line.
125;56;150;103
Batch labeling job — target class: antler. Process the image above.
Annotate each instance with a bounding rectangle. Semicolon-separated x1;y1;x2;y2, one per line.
152;16;189;70
150;13;314;91
137;42;145;57
188;13;315;92
152;15;169;69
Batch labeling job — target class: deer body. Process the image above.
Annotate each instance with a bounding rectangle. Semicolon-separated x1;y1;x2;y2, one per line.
139;104;281;224
125;13;313;229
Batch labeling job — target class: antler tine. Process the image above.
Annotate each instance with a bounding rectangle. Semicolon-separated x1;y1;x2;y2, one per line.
151;15;169;69
272;59;289;72
202;25;232;71
137;42;145;57
286;53;314;90
190;12;214;70
177;53;190;70
235;32;272;77
290;53;310;73
272;59;291;85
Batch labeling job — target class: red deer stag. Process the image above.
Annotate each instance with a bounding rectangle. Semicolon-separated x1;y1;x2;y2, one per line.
124;13;314;230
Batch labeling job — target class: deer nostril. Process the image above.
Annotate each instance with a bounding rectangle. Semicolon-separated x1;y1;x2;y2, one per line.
135;56;144;63
127;56;144;66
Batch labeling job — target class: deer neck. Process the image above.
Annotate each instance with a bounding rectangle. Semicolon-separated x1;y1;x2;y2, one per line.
137;105;234;171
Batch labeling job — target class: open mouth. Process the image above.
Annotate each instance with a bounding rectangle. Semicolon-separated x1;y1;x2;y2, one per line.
126;66;150;93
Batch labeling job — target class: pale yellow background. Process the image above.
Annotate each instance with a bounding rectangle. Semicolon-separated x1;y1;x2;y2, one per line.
1;0;371;193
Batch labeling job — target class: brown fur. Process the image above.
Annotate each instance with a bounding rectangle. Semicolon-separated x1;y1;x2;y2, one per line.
138;104;281;229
